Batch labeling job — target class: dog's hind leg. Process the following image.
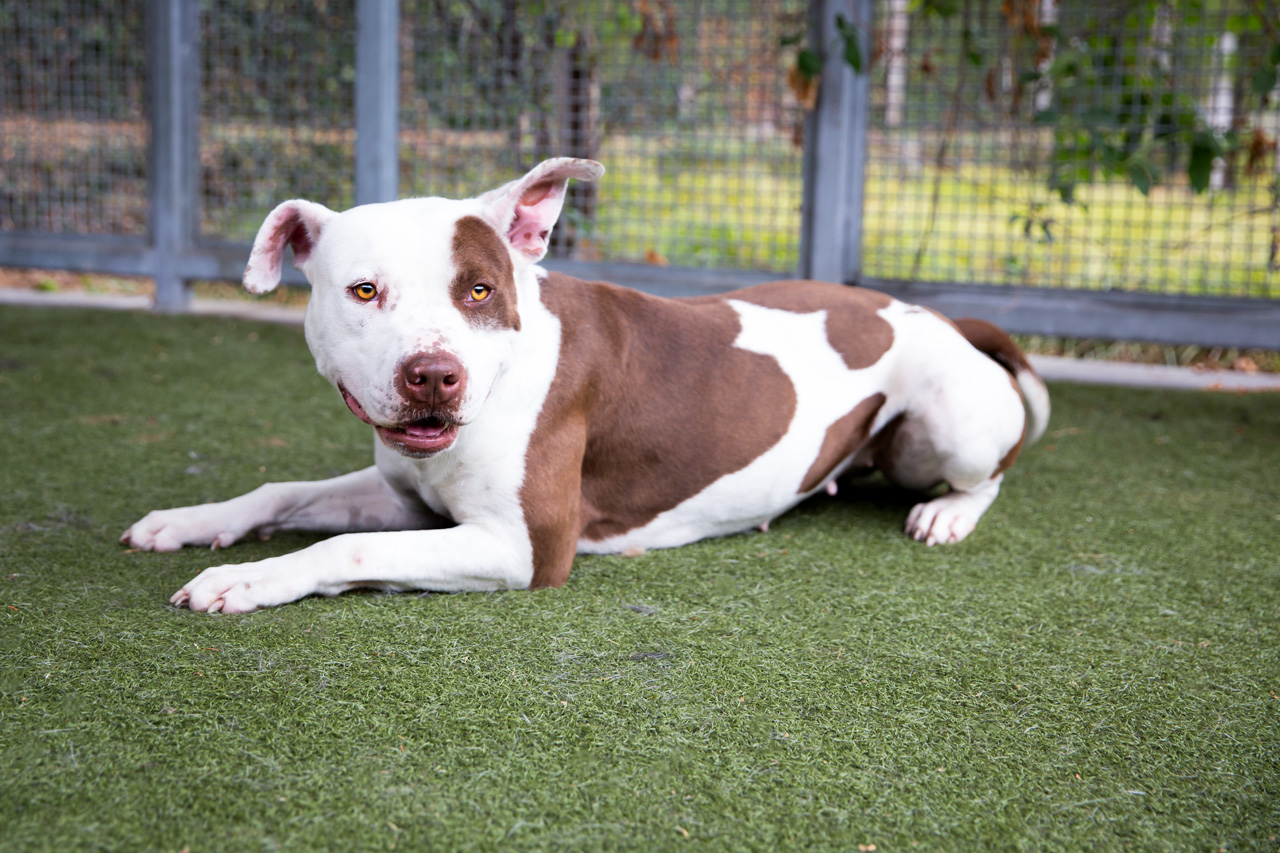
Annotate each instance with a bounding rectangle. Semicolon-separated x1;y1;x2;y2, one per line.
866;308;1049;546
876;356;1031;546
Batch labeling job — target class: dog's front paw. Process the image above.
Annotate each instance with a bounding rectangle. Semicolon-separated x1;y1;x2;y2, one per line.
172;557;313;614
121;506;249;552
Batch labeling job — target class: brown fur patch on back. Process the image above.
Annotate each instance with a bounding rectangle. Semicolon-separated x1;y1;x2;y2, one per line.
799;392;887;493
520;273;799;587
450;216;519;330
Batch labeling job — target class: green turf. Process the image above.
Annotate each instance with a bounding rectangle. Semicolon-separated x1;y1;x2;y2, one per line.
1;304;1277;851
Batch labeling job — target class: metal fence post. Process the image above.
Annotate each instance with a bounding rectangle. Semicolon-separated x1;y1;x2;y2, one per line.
148;0;199;312
800;0;873;285
355;0;401;206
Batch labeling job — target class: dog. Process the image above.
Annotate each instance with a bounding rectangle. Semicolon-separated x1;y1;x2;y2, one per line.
121;158;1049;613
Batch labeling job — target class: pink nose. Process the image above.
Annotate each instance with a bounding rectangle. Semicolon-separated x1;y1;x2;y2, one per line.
397;353;466;408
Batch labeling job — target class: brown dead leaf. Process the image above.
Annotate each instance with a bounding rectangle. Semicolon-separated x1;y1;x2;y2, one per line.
1246;127;1276;177
787;65;819;110
1233;355;1260;373
644;248;669;267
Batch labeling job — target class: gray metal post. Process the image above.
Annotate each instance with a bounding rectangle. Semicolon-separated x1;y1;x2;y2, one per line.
355;0;401;206
800;0;873;285
148;0;200;312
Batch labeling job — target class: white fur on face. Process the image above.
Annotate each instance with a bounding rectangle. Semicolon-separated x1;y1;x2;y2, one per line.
300;197;522;431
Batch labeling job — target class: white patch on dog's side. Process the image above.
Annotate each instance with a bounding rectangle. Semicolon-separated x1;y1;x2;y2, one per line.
579;301;901;553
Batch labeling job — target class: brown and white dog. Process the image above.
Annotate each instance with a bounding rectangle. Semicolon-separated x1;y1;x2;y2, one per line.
121;158;1049;613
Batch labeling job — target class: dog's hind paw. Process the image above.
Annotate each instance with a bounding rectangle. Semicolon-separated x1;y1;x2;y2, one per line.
905;499;978;546
904;479;1002;546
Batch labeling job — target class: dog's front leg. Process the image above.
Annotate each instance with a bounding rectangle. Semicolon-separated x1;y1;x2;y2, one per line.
171;525;532;613
122;466;439;552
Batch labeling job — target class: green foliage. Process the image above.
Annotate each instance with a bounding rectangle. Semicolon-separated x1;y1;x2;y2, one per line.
797;46;823;79
835;14;863;74
832;2;1280;204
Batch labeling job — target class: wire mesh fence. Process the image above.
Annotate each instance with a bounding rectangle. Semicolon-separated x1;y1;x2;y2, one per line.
199;0;358;242
861;0;1280;299
399;0;809;272
0;0;149;236
180;0;811;270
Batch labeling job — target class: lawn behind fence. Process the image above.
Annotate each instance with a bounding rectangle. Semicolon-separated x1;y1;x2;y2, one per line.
1;304;1277;851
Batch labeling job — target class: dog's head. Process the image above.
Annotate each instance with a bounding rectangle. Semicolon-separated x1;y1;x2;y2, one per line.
242;158;604;457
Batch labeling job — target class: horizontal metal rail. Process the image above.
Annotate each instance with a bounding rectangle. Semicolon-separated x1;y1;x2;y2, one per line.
2;227;1277;348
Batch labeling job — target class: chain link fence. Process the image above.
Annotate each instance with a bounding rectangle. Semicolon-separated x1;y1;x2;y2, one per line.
862;0;1280;300
399;0;808;272
199;0;358;241
191;0;810;272
0;1;148;236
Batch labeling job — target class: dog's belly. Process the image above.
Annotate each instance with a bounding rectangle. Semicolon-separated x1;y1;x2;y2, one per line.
577;299;909;555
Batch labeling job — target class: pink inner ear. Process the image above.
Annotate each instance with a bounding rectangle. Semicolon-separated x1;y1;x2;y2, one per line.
507;180;564;257
277;211;316;265
255;209;315;280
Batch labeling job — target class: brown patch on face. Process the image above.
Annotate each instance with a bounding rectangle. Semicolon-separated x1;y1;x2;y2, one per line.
799;393;886;494
521;273;799;587
450;215;519;331
726;280;895;370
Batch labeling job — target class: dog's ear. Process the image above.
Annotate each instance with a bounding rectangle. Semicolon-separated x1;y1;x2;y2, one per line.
479;158;605;261
243;200;337;294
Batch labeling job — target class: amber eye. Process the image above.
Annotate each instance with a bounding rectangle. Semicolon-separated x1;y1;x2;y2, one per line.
470;283;492;302
351;281;378;301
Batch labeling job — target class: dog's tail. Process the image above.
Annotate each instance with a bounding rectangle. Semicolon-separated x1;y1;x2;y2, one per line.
953;317;1050;445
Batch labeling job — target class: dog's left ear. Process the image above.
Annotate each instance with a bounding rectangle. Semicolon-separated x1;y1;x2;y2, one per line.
479;158;605;261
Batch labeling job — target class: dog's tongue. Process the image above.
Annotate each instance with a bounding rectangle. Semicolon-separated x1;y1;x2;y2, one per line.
402;418;450;438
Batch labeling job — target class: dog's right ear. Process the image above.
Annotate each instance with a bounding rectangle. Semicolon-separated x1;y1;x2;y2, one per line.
243;200;337;294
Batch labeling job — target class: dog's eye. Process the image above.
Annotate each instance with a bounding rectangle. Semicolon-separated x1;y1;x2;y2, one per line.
470;283;492;302
351;282;378;301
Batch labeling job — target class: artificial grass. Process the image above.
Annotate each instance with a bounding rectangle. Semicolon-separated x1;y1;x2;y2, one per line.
1;303;1277;851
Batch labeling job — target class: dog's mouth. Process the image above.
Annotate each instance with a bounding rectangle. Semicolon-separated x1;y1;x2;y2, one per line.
338;383;460;456
375;416;460;456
